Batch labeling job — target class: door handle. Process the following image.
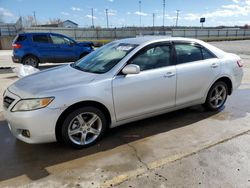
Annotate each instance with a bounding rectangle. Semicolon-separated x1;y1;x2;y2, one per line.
211;63;219;68
164;72;175;78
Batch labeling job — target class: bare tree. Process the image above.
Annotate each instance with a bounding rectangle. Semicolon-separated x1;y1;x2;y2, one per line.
47;18;63;24
22;15;36;27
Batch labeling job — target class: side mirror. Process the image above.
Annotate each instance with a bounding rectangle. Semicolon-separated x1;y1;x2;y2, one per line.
122;64;140;75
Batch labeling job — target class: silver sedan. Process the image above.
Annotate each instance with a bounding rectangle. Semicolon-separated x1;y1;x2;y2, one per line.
3;37;243;148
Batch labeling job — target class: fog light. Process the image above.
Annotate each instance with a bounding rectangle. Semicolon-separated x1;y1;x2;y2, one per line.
21;130;30;138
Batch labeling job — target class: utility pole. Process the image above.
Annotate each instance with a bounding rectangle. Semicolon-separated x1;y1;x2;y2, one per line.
91;8;94;28
105;9;109;28
139;1;142;27
152;13;155;27
176;10;180;27
33;11;37;26
163;0;166;27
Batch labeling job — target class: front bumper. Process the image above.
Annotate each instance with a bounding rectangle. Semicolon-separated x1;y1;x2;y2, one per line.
3;89;64;144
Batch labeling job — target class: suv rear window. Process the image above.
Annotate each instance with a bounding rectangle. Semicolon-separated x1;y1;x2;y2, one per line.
15;35;26;42
33;35;50;43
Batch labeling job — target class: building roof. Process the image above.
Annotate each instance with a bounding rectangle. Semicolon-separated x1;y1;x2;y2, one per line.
62;20;78;26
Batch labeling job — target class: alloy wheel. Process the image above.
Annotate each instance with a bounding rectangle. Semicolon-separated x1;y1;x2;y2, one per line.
67;112;102;146
209;84;227;109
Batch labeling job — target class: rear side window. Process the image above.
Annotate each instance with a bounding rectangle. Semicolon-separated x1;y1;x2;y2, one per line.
15;35;26;42
202;48;216;59
175;44;203;64
33;35;50;43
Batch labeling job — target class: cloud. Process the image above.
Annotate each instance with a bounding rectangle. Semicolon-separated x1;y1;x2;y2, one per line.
71;7;82;11
106;9;117;16
134;11;148;16
231;0;240;3
0;7;15;17
61;12;70;16
108;0;114;2
184;1;250;21
86;15;97;19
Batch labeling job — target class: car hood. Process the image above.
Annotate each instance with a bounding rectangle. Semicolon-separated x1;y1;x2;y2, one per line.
8;64;97;98
77;42;93;47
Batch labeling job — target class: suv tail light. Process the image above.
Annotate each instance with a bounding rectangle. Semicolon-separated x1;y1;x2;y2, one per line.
237;60;243;68
12;43;22;49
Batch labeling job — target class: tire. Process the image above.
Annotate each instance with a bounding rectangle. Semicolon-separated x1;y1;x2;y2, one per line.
22;55;39;68
61;106;107;149
204;81;228;111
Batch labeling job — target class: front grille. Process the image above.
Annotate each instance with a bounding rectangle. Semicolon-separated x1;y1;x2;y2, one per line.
3;96;15;109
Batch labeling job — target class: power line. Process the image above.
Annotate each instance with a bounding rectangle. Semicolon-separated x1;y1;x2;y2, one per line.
105;9;109;28
139;1;142;27
33;11;37;26
91;8;94;28
163;0;166;27
176;10;180;27
152;13;155;27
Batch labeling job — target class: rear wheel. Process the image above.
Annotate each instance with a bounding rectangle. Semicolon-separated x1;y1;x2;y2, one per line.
204;81;228;111
22;55;39;68
61;107;107;148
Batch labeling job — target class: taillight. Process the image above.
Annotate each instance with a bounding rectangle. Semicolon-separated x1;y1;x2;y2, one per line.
12;43;22;49
237;60;243;67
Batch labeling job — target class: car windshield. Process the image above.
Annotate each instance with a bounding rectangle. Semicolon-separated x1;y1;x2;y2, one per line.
71;42;138;74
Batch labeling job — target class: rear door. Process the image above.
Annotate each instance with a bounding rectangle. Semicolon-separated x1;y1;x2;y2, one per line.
32;34;54;62
174;42;221;106
49;34;78;62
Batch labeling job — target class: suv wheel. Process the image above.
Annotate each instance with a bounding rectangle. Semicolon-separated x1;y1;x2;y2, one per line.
22;55;39;68
204;81;228;111
61;107;107;148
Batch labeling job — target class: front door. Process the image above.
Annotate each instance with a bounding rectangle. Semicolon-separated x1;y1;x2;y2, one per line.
112;43;176;121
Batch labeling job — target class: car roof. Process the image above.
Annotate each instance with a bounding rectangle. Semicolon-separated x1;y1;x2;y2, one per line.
19;32;65;36
117;36;202;45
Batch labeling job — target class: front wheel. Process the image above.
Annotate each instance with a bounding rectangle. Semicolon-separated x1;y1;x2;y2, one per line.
61;107;107;148
204;81;228;111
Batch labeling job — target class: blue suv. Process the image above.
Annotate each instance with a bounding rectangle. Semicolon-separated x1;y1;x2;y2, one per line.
12;33;94;67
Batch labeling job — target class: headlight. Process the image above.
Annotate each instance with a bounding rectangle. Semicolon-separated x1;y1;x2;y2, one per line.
12;97;54;112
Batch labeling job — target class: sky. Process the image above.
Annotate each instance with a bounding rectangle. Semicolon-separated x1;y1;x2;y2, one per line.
1;0;250;27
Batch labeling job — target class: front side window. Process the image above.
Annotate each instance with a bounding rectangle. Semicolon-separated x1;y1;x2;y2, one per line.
175;44;203;64
131;44;171;71
33;35;49;43
71;42;138;74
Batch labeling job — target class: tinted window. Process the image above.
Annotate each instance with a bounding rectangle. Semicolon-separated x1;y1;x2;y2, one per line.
15;35;26;42
51;35;70;45
131;45;171;71
33;35;49;43
202;48;216;59
175;44;203;64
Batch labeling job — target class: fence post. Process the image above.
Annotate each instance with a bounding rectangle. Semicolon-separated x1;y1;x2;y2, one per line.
74;29;76;40
183;30;186;37
218;30;220;38
244;29;246;37
236;30;238;37
208;30;210;38
195;29;198;38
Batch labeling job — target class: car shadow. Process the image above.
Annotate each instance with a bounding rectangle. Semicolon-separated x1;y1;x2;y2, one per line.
0;105;219;181
0;88;250;182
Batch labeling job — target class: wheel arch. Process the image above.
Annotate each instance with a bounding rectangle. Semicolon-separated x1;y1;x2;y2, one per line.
21;54;40;64
212;76;233;95
55;100;111;142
